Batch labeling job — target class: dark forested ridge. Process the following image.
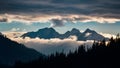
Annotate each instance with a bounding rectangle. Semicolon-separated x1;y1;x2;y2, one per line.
14;34;120;68
0;33;44;67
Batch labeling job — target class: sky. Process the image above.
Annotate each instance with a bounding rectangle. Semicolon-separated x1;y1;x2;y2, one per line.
0;0;120;35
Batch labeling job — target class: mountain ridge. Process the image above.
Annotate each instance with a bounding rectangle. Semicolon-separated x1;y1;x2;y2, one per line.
21;28;108;41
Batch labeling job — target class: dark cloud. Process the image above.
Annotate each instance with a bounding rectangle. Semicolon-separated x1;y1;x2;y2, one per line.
0;18;8;22
51;0;97;4
0;0;120;19
51;19;65;27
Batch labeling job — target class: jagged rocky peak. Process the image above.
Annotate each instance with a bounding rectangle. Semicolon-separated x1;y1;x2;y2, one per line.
21;27;108;41
84;28;96;33
37;27;56;32
71;28;81;33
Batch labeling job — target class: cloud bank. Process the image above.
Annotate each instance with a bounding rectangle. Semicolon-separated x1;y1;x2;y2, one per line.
0;0;120;26
8;35;93;55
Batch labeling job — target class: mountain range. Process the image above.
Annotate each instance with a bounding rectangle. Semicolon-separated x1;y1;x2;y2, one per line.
21;28;108;41
0;33;44;66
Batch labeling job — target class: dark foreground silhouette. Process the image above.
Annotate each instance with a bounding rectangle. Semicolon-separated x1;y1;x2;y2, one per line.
13;34;120;68
0;33;44;68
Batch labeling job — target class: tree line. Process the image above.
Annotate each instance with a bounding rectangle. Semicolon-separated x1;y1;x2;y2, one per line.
13;34;120;68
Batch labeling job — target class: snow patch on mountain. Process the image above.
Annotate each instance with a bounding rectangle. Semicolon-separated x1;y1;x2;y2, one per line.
85;33;92;37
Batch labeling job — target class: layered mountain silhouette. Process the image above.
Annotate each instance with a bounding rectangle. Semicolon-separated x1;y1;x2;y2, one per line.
0;33;44;66
21;28;108;41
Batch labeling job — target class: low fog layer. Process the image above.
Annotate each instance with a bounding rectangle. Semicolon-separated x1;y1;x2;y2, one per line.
8;36;93;55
